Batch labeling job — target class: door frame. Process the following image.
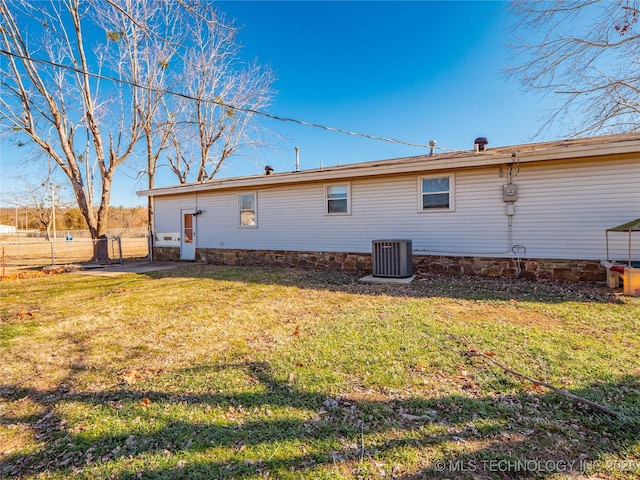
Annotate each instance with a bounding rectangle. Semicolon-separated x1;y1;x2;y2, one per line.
180;209;196;260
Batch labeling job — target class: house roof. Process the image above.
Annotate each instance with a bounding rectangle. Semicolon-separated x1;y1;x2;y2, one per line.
137;133;640;198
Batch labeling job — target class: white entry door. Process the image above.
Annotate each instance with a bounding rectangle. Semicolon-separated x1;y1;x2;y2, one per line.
180;210;196;260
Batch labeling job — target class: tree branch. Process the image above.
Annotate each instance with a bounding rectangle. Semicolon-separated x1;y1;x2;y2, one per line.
467;349;622;418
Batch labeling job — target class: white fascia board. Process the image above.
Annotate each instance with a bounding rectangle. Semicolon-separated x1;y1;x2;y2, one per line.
137;137;640;198
512;138;640;163
136;154;500;197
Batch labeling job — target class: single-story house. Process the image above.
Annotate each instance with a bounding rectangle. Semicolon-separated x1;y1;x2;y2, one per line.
137;134;640;282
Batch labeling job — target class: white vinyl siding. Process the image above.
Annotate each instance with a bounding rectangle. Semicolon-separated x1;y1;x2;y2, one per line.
153;156;640;261
153;193;198;244
508;159;639;260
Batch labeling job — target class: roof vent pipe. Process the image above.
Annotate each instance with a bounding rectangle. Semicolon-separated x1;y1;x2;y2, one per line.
429;140;436;156
295;146;300;172
474;137;488;152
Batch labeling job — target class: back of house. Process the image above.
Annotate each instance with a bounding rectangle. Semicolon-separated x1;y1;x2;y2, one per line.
138;134;640;282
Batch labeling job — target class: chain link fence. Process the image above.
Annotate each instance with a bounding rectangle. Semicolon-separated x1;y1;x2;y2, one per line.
6;227;148;241
1;228;150;275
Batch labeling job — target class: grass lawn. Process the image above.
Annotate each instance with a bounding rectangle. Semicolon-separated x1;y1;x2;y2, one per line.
1;265;639;479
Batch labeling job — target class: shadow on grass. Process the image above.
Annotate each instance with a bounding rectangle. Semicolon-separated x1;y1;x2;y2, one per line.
143;263;627;305
2;361;639;479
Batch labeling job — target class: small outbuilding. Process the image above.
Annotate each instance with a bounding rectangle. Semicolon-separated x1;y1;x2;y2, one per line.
603;217;640;296
0;224;17;235
606;217;640;266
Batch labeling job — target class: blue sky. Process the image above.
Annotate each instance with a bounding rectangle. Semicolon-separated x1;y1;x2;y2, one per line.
190;1;553;180
3;1;565;207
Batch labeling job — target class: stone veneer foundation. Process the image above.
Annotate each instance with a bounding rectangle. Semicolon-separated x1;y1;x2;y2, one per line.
153;246;606;283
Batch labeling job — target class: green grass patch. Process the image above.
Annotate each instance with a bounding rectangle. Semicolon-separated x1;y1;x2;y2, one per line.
0;320;38;346
1;265;639;479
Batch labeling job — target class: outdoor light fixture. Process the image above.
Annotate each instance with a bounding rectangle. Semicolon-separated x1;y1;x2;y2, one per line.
193;210;203;216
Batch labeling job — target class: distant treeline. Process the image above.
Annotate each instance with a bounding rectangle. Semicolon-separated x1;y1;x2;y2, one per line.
0;206;148;230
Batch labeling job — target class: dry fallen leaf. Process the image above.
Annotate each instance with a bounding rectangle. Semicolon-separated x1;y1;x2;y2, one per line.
120;370;141;385
292;325;300;336
530;383;546;393
139;397;151;407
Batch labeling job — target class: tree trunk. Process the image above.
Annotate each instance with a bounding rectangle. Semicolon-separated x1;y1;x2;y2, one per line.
71;182;111;264
92;235;110;264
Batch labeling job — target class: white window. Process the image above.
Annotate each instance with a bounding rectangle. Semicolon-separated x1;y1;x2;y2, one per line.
238;192;257;227
325;184;350;215
419;175;454;211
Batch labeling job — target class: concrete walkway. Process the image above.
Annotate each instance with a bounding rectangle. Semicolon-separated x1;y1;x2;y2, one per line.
75;262;184;277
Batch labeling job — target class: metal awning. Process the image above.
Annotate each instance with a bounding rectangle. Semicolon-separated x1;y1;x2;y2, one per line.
606;218;640;232
606;217;640;265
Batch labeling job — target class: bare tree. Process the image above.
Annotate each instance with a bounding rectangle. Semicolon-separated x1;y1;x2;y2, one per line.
25;182;71;242
166;6;274;183
92;0;179;240
2;175;71;241
507;0;640;137
0;211;13;227
95;0;274;215
1;0;275;262
0;0;142;262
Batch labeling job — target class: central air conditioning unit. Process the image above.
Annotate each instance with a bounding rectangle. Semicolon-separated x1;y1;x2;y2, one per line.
372;240;413;278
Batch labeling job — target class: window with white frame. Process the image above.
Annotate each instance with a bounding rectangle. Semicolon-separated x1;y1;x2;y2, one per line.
419;175;454;211
325;184;350;214
238;192;257;227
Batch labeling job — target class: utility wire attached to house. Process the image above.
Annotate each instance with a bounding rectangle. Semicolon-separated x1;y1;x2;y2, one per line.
0;49;447;150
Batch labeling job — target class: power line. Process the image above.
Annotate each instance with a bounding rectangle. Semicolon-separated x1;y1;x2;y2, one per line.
0;48;437;150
